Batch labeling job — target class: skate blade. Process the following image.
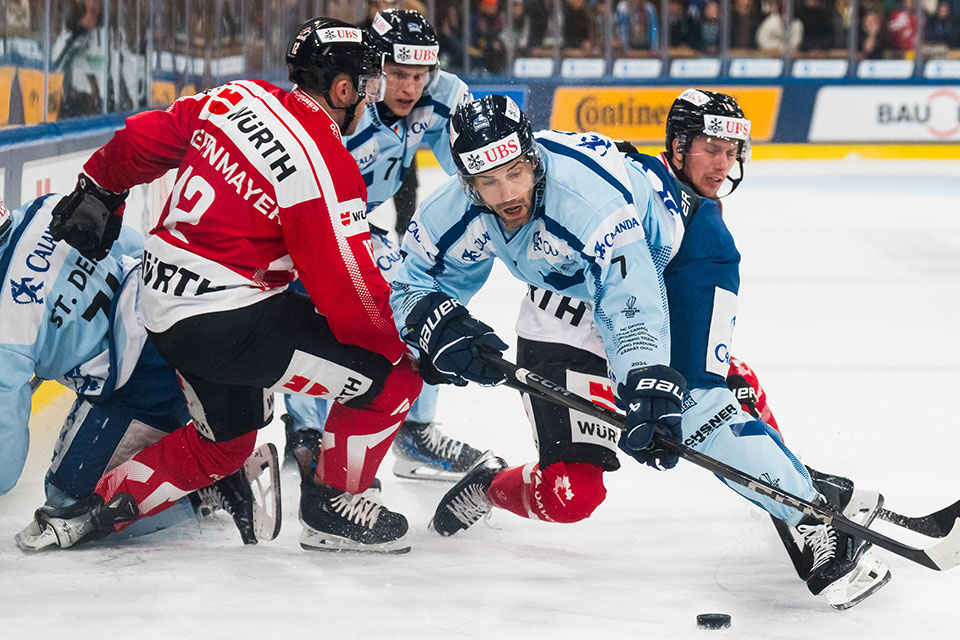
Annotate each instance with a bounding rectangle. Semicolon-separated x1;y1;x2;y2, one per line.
844;490;884;527
298;526;411;554
824;555;893;610
15;520;59;552
392;458;464;482
245;443;282;542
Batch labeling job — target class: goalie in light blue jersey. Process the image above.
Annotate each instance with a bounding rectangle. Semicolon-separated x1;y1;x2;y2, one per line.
281;8;485;484
1;195;276;549
390;92;891;611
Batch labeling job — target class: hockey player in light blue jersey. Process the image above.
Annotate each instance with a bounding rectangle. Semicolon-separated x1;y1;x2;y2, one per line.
1;195;277;549
391;95;683;528
397;94;890;610
282;8;485;483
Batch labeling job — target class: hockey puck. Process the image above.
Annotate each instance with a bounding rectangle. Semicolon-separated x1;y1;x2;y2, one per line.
696;613;731;630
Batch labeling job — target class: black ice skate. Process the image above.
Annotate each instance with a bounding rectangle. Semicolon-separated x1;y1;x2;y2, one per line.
807;466;884;526
796;513;892;610
430;451;507;537
298;480;410;554
391;420;484;481
282;414;322;480
192;442;282;544
16;493;139;551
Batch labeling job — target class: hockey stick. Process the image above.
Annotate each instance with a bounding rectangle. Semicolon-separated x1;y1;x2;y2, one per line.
479;350;960;572
876;501;960;539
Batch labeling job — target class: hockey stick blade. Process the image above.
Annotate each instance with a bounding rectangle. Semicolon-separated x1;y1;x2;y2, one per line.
479;350;960;572
877;500;960;539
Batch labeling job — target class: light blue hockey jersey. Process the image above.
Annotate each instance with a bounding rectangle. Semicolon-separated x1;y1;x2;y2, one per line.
343;70;471;214
0;195;145;494
390;130;685;385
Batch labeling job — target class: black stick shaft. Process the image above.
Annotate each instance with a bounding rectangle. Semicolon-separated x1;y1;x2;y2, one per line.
482;351;959;571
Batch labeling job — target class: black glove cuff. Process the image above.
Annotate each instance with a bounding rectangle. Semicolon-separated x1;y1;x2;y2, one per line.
78;174;129;213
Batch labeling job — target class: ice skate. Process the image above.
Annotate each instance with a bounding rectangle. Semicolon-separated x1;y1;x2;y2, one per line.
430;451;507;537
298;480;409;554
16;493;138;551
282;414;322;479
797;515;892;610
392;420;484;481
193;443;281;544
807;466;884;526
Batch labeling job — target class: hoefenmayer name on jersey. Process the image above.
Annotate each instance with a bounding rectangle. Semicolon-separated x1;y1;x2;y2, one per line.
124;81;372;334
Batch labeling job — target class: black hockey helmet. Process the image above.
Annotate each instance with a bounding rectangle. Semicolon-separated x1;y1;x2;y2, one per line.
665;89;751;196
287;18;385;103
450;94;545;205
367;9;439;80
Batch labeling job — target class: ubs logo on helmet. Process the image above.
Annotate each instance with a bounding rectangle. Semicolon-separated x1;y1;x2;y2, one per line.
703;115;751;140
459;132;523;174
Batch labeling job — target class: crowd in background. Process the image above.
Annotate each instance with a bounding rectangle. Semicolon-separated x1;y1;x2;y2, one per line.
2;0;960;124
426;0;960;72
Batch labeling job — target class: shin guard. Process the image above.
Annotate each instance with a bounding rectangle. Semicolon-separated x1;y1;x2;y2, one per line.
316;356;422;493
488;460;607;523
94;423;256;529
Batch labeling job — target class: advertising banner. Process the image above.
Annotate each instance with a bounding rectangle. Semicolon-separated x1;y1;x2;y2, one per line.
810;86;960;141
550;86;780;142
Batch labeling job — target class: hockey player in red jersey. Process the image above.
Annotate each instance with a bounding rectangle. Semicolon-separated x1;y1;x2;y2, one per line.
34;18;422;554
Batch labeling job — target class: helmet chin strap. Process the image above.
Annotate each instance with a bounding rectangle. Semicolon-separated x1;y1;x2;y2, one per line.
674;152;745;200
322;88;363;134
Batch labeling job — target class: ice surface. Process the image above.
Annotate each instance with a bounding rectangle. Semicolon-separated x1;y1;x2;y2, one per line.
3;160;959;639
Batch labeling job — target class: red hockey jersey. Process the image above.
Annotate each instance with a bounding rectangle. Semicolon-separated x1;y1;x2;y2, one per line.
84;80;405;364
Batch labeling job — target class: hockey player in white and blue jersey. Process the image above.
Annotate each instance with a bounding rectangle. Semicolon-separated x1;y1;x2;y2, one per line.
391;94;683;529
282;8;485;483
398;94;890;610
1;195;277;549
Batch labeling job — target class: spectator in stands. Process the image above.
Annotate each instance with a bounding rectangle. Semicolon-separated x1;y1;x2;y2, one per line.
525;0;551;49
616;0;659;51
502;0;532;56
438;1;466;70
563;0;599;53
886;0;917;52
666;0;696;48
52;0;106;118
859;8;887;58
756;0;804;52
796;0;841;52
695;0;723;52
471;0;507;73
730;0;761;49
925;1;958;47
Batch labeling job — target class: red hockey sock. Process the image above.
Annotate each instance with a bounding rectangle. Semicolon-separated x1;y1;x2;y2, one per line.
94;422;256;529
488;461;607;523
315;355;422;493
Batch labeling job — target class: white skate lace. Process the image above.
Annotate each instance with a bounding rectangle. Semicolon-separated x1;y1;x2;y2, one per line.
798;523;838;572
332;492;382;529
422;424;465;460
446;483;492;527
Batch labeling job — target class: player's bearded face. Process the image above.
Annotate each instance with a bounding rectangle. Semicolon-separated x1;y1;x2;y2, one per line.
472;158;536;230
678;136;739;199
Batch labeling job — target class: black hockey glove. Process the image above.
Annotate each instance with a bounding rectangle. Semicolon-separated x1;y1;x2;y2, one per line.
617;365;686;470
49;173;129;261
402;292;508;387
